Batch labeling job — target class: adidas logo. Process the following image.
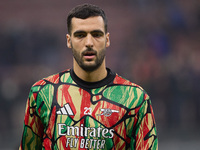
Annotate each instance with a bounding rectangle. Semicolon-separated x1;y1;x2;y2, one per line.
56;103;74;116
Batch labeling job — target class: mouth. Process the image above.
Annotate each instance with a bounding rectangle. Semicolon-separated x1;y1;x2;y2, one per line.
82;50;97;60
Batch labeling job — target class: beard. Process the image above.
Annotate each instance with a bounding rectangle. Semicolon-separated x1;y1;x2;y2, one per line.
71;44;106;72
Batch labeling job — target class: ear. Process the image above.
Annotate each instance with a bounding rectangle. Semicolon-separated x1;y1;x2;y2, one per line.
66;34;72;48
105;32;110;47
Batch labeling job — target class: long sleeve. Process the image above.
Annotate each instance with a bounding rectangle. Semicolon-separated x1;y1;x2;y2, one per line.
19;87;44;150
134;95;158;150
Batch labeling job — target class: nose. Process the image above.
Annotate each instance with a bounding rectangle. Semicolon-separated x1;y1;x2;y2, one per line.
85;34;93;48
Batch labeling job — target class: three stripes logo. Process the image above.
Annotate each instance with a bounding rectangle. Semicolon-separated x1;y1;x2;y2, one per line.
56;103;74;116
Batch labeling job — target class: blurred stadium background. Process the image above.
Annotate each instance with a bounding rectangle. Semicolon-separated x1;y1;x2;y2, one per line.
0;0;200;149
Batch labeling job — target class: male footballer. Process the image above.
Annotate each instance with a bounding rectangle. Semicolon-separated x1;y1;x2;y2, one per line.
19;3;158;150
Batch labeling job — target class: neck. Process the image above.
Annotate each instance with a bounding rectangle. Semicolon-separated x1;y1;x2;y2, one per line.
73;60;107;82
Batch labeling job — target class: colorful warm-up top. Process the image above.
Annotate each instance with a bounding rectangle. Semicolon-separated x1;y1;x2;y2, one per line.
20;68;158;150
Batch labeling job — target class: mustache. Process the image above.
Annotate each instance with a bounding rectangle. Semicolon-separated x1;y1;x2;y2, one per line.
82;47;97;55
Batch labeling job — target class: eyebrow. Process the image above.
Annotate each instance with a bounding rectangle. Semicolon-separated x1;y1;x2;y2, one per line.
73;30;104;35
91;30;104;34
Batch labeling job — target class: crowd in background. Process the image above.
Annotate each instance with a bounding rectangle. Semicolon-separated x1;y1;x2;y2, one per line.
0;0;200;149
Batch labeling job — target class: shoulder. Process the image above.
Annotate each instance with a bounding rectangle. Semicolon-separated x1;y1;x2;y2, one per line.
32;69;71;88
113;73;150;99
102;73;150;109
113;74;145;90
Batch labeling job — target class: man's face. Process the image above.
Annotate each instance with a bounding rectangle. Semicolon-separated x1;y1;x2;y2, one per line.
66;16;110;72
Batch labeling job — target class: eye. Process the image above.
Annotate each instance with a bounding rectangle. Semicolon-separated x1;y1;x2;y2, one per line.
91;32;104;38
74;32;86;38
